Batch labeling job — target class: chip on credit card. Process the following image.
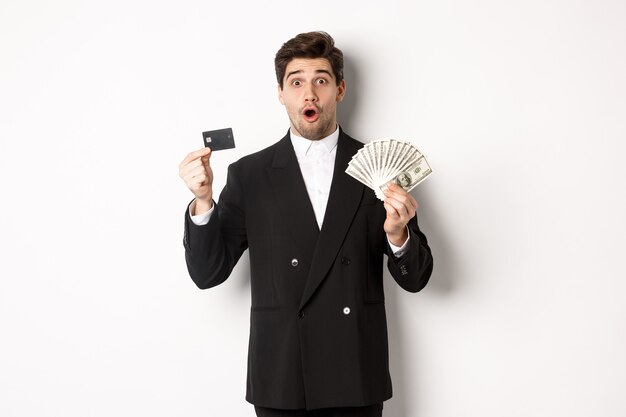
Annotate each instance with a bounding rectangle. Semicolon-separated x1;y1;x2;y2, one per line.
202;128;235;151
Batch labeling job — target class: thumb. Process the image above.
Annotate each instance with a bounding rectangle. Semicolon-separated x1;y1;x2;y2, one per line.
201;149;212;169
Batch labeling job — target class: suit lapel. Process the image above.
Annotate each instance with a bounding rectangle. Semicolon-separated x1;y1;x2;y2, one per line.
267;132;320;259
298;130;364;310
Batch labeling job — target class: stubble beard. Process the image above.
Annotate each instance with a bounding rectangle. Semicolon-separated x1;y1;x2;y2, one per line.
290;111;335;141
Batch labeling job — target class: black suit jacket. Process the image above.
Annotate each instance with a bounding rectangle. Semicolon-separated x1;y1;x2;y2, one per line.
183;129;433;410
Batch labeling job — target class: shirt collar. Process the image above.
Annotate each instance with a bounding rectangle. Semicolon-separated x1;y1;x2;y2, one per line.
290;125;339;158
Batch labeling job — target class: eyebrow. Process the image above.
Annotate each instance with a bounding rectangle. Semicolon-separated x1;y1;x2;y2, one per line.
285;69;333;80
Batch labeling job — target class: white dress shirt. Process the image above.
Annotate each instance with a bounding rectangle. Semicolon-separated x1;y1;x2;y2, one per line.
290;127;338;229
189;126;410;256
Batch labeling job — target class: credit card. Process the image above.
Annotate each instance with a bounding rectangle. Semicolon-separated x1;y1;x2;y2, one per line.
202;128;235;151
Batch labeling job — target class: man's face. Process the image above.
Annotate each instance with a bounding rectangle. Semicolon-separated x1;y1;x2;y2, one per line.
278;58;346;141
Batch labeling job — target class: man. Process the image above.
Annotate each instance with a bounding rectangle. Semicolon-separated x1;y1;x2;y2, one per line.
179;32;433;417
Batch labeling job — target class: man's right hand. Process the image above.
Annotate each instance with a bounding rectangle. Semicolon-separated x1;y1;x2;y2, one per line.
179;147;214;214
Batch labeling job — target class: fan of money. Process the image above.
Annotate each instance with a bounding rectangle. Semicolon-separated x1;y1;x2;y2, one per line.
345;139;432;200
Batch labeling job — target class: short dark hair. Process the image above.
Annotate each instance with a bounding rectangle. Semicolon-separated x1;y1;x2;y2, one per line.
274;31;344;89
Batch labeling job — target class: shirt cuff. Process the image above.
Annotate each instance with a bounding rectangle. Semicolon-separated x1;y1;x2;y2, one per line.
189;199;214;226
387;227;411;257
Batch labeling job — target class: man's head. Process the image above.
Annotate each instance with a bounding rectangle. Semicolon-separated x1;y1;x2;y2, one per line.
275;31;344;89
275;32;346;140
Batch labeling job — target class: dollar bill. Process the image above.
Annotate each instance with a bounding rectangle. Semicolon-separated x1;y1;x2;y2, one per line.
346;161;373;188
345;139;433;201
379;156;432;194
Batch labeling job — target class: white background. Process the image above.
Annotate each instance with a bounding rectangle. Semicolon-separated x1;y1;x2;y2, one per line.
1;1;625;416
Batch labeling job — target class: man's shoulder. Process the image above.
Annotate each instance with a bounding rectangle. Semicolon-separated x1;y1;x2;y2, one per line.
229;133;289;171
241;139;285;163
340;130;365;149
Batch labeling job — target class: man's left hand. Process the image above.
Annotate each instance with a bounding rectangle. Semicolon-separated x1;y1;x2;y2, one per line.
383;182;418;246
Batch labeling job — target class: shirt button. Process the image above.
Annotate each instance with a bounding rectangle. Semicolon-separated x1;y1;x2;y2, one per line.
341;257;351;265
343;307;351;315
291;258;299;267
298;310;305;319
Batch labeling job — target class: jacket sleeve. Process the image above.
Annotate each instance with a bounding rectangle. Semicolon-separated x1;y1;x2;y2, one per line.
183;163;248;289
385;214;433;293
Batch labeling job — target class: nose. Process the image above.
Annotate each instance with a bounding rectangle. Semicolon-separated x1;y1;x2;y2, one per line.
304;84;318;102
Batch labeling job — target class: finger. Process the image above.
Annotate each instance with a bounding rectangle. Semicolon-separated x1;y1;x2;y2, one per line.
190;176;208;190
383;186;406;205
181;167;206;186
201;149;212;165
402;194;417;212
179;158;205;178
187;165;209;181
201;157;213;172
393;186;418;210
189;172;209;188
384;185;417;215
179;147;211;169
387;193;418;223
383;187;409;211
385;182;410;199
386;181;403;192
383;202;400;219
384;196;409;218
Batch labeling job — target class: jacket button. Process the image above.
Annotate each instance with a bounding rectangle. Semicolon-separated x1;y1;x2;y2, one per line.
291;258;299;267
341;257;351;265
298;310;305;319
343;307;351;315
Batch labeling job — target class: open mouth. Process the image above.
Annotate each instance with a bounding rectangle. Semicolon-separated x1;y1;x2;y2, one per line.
302;107;319;122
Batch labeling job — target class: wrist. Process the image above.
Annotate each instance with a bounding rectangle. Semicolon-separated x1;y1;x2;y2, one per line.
387;228;408;247
193;197;213;215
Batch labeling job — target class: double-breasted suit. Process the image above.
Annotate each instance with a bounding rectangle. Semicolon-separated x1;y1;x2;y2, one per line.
183;129;433;410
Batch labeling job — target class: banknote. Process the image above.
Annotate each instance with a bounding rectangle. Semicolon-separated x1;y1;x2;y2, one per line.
345;139;432;201
379;156;432;194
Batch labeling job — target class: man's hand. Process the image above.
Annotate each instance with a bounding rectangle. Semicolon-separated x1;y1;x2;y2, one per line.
179;147;214;214
383;182;418;246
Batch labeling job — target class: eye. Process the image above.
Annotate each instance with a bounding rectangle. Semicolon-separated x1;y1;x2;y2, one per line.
292;80;302;86
317;78;327;85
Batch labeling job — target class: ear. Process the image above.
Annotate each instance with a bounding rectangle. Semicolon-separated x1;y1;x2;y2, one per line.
336;79;346;102
277;84;285;105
